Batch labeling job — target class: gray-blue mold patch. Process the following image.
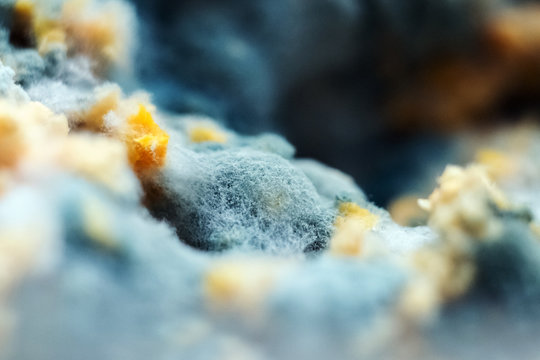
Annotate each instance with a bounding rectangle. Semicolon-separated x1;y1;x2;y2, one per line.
146;147;335;254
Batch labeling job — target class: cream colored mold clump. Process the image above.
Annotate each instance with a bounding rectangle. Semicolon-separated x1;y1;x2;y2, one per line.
0;97;150;197
401;165;511;322
330;202;379;257
13;0;135;74
418;165;509;244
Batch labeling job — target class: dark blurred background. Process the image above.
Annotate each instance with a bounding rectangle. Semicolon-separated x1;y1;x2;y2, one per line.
128;0;540;206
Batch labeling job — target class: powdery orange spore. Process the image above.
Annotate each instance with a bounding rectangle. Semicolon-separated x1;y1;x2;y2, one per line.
125;105;169;173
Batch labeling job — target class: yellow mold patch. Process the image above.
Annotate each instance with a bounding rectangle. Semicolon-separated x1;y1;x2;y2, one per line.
55;134;133;195
330;220;367;256
37;28;67;54
205;263;251;305
75;85;121;131
331;202;379;256
13;0;33;16
0;100;69;169
10;0;133;73
11;0;65;53
418;165;510;241
388;195;427;226
204;259;291;311
531;222;540;240
475;148;516;180
0;111;25;168
124;105;169;173
62;0;116;64
189;125;227;144
335;202;379;231
82;196;117;251
60;0;135;73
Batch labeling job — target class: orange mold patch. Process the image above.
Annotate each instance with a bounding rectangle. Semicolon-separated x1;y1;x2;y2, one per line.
124;105;169;173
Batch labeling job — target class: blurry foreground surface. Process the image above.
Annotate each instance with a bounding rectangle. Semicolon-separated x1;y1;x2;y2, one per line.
1;0;540;359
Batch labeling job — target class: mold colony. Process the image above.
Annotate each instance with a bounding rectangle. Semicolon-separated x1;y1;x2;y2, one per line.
1;1;540;359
